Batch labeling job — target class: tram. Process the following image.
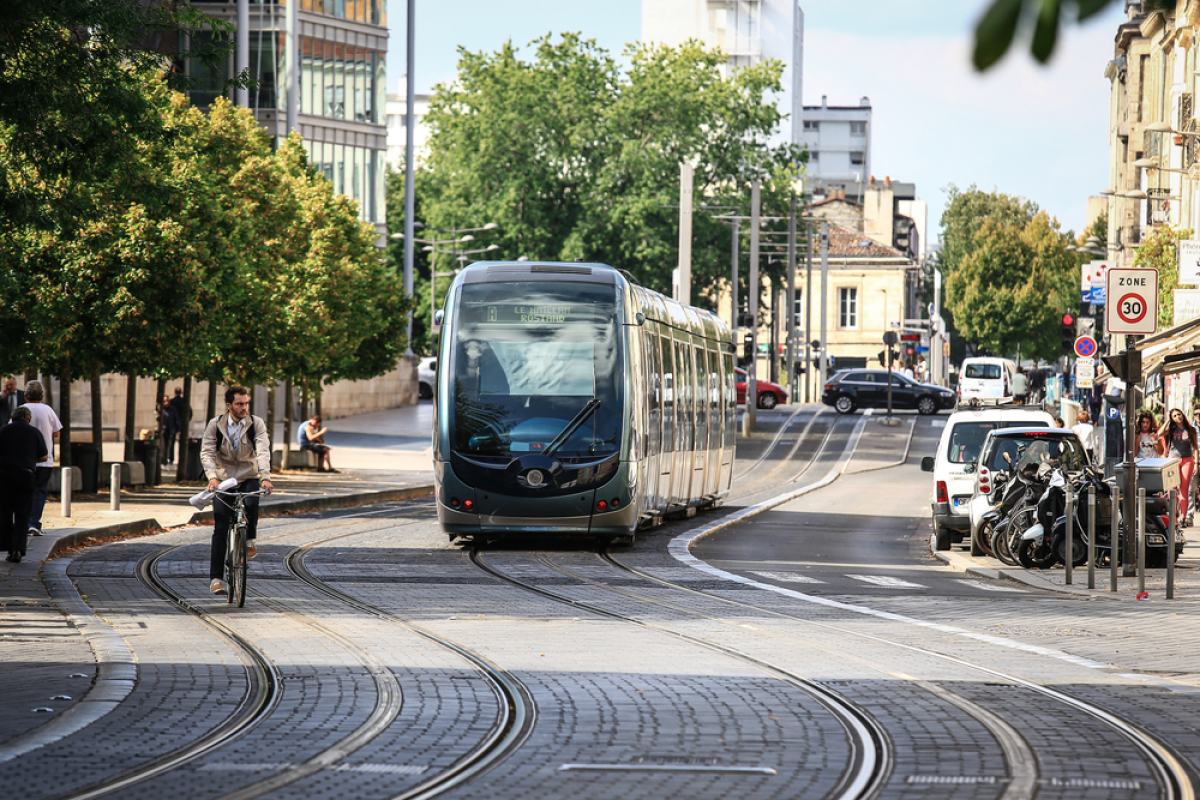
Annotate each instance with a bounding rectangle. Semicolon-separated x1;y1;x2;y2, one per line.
433;261;738;541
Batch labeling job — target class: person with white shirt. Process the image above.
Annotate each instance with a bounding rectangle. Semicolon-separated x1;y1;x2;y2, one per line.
199;385;273;595
20;381;61;538
1072;409;1096;463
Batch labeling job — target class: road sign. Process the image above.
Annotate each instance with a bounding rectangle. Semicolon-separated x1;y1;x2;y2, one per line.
1074;335;1097;358
1076;359;1095;389
1107;405;1120;420
1105;268;1159;335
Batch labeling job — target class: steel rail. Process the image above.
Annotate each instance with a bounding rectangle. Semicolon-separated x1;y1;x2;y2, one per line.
731;404;817;480
468;548;890;800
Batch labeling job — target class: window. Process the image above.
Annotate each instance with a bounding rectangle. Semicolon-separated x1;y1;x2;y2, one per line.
808;151;819;163
850;121;866;135
803;120;820;130
793;293;803;327
850;151;865;166
838;287;857;328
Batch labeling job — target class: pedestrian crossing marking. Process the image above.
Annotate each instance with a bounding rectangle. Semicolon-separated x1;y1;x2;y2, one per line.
954;579;1027;593
847;574;926;589
750;570;825;584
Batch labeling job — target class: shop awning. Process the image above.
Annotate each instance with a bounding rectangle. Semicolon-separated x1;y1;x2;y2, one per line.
1095;315;1200;382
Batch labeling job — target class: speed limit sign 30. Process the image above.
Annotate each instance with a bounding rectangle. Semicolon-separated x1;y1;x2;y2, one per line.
1105;268;1158;335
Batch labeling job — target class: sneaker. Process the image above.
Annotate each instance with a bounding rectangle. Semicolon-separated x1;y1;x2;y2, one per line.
6;552;19;563
246;543;257;559
210;579;226;594
29;527;42;537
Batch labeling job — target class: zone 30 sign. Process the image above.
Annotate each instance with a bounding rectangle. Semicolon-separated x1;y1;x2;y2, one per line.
1105;268;1159;335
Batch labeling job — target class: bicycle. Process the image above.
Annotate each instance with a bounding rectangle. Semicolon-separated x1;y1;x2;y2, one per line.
215;489;268;607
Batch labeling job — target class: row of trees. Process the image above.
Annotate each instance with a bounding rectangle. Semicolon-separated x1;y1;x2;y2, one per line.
389;34;807;353
2;3;409;467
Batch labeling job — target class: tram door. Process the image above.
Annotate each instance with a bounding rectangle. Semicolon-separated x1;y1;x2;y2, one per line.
659;330;676;510
721;350;736;490
705;345;722;499
692;338;709;502
645;329;664;515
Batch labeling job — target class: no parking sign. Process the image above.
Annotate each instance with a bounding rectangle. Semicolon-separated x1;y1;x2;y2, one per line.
1105;268;1158;335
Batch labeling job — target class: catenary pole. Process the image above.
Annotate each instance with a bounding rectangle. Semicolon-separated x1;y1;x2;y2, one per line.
786;197;797;402
236;0;249;107
403;0;416;354
819;222;829;388
731;219;739;351
805;221;813;403
286;0;297;133
744;181;760;435
677;163;693;305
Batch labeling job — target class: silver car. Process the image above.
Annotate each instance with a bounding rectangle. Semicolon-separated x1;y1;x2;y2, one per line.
418;356;437;400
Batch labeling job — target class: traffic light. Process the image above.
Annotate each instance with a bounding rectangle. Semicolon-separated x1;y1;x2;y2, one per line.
878;350;887;366
743;334;754;361
1060;312;1076;353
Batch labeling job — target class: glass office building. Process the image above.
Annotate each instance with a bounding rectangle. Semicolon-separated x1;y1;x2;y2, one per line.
188;0;387;235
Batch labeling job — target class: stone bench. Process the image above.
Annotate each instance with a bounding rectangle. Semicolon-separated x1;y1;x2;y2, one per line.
47;467;83;493
271;449;318;471
99;461;147;488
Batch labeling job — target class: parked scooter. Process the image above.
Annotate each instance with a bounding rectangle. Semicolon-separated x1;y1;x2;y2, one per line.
984;458;1047;566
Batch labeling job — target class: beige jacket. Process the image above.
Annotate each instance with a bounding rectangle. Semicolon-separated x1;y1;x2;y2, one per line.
200;413;272;484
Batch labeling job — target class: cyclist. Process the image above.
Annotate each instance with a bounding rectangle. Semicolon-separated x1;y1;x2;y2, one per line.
200;385;274;595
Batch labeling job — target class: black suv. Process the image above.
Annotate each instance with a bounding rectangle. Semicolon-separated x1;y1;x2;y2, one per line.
822;370;955;415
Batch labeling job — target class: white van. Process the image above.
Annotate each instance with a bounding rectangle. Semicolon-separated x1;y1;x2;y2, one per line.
920;404;1054;551
957;357;1017;402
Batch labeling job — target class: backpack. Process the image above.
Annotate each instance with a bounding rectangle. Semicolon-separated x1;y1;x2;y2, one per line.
214;414;263;455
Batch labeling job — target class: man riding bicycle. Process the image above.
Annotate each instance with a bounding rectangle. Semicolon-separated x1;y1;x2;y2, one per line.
200;385;274;595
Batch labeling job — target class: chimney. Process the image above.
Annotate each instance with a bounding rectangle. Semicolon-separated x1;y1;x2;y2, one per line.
884;176;891;187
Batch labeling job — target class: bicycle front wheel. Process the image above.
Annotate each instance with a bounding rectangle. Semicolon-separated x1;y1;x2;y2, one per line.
232;521;247;608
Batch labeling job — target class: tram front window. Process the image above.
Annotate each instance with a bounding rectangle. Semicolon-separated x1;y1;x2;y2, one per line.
450;282;622;459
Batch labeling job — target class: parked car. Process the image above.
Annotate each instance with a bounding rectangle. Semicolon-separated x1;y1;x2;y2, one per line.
920;404;1053;551
957;356;1017;403
734;368;788;409
965;426;1090;555
821;369;955;415
418;356;437;400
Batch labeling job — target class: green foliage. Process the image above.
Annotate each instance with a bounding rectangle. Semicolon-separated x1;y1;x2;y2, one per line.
942;186;1077;361
420;33;804;308
1132;224;1190;330
972;0;1173;70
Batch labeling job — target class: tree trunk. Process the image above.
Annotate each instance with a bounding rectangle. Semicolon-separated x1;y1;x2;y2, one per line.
301;379;309;420
177;376;194;483
124;374;137;461
315;382;322;419
44;372;52;410
89;364;102;448
59;357;71;467
24;370;36;385
282;379;293;470
266;382;277;468
206;380;217;422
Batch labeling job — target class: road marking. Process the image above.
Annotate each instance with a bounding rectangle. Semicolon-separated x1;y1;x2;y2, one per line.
847;574;926;589
750;570;825;584
954;579;1027;593
906;776;999;785
199;763;429;775
560;764;777;775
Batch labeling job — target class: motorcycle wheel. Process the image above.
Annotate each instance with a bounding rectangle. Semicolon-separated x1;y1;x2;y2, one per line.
1017;539;1058;569
976;522;996;558
1054;534;1088;567
992;524;1017;566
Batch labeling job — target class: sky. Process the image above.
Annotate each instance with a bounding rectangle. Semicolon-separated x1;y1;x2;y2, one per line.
385;0;1128;241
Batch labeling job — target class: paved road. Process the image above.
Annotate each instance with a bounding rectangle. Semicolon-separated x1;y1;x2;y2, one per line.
6;406;1200;799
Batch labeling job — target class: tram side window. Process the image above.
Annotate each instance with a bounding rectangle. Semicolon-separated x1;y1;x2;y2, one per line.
676;340;691;452
661;332;675;453
708;347;720;439
646;329;661;458
723;351;736;447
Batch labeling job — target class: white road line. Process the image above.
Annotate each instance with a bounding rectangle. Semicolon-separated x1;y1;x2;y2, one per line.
750;570;826;584
847;574;927;589
954;579;1027;593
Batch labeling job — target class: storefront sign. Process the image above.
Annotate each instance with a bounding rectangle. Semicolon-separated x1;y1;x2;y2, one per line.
1089;261;1108;305
1178;239;1200;285
1174;288;1200;325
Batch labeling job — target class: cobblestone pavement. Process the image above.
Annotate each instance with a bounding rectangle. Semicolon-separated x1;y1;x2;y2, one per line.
3;406;1200;798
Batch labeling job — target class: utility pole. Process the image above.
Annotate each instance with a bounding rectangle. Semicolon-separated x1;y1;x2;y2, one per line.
235;0;249;107
403;0;416;354
931;266;943;385
730;219;739;351
744;181;760;435
804;221;813;403
819;222;829;388
286;0;297;133
786;197;797;403
677;163;693;305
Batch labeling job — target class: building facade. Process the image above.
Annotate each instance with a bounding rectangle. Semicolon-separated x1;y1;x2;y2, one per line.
385;74;430;171
641;0;805;144
189;0;388;237
802;95;872;203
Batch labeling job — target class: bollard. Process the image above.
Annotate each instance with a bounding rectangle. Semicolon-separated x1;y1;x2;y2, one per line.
60;466;72;518
1065;484;1074;585
1111;487;1120;592
110;463;122;512
1137;488;1146;595
1087;489;1096;589
1168;488;1176;601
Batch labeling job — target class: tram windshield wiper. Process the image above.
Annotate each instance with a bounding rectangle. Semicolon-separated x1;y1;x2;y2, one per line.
543;398;601;456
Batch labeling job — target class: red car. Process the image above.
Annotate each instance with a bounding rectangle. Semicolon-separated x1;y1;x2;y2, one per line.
735;368;788;409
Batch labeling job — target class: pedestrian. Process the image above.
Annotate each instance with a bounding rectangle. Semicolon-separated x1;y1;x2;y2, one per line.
1159;408;1197;523
199;386;273;595
1053;416;1065;428
1135;410;1161;458
298;414;336;472
0;407;48;563
902;362;915;381
160;395;180;465
20;381;61;538
0;377;25;424
1012;367;1028;405
1072;409;1096;463
1028;364;1045;404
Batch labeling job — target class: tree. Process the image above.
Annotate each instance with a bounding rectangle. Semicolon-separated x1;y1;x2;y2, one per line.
945;211;1077;360
421;33;803;306
1133;224;1190;331
972;0;1172;71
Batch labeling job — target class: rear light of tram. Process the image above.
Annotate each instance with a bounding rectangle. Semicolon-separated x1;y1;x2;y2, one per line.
936;481;948;503
450;497;476;512
597;500;608;511
463;499;475;511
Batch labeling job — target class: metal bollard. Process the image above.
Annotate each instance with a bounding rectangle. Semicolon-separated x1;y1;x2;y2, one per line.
1065;484;1074;585
1087;489;1096;589
1168;488;1176;601
1111;487;1120;592
110;463;122;511
1137;488;1146;595
60;466;72;518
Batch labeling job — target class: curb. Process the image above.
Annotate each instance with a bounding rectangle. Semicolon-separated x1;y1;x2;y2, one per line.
930;538;1131;599
48;484;436;558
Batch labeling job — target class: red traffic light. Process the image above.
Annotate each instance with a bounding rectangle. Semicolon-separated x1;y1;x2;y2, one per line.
1062;313;1074;326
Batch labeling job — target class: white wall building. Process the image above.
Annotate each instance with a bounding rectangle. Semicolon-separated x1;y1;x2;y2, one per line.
802;95;872;202
386;74;430;171
641;0;804;144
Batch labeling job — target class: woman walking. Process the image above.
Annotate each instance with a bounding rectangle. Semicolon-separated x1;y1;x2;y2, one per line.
1159;408;1198;523
1135;410;1162;459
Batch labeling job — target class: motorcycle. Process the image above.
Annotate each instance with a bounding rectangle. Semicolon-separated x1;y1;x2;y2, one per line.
983;457;1046;566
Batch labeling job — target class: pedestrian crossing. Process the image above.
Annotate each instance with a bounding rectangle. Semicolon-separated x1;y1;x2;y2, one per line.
748;570;1028;593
